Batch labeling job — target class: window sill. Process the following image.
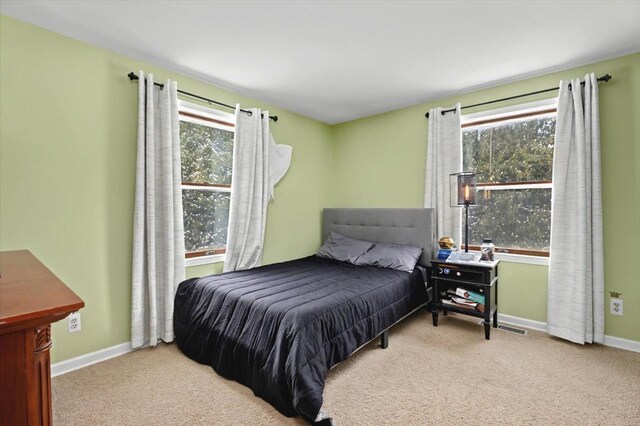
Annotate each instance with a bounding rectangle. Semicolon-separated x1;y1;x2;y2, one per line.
465;250;549;266
185;253;225;267
494;252;549;266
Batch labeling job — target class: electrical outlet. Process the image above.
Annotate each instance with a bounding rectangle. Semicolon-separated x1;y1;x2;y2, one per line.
67;311;81;333
610;298;623;316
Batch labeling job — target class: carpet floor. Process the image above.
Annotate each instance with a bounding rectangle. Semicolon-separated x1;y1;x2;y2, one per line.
52;310;640;425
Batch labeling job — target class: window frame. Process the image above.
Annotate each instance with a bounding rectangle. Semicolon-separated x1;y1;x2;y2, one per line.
460;98;557;263
178;100;235;266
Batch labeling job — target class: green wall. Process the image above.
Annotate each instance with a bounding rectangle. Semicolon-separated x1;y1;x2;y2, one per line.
1;15;638;367
332;53;640;341
0;16;334;363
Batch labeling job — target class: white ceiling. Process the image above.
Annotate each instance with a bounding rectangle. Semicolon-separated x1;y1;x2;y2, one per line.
2;1;639;124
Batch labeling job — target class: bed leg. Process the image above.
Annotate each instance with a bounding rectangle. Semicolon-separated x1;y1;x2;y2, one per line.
380;330;388;349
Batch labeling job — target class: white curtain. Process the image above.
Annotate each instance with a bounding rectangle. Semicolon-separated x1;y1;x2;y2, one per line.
131;71;185;349
223;106;292;272
547;73;604;345
425;104;462;249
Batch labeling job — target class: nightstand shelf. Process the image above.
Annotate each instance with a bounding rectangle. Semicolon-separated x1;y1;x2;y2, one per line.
430;259;499;340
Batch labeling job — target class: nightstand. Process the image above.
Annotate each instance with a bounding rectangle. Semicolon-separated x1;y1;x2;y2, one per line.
430;259;499;340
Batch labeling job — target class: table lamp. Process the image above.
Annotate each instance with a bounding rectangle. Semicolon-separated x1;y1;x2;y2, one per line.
450;172;477;252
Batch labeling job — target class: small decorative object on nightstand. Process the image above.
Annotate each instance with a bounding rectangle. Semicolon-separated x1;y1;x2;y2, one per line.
430;258;499;340
480;238;495;261
437;236;456;260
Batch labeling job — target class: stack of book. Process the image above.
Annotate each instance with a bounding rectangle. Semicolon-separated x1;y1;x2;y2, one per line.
437;248;453;260
441;287;485;313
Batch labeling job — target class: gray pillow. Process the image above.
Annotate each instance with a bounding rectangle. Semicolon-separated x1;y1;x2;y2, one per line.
354;243;423;272
316;231;375;263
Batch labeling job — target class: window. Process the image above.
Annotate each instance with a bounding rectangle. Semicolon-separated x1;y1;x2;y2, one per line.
179;101;235;263
461;100;557;257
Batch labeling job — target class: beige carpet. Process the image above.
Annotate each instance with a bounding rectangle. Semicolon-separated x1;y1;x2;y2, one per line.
52;310;640;425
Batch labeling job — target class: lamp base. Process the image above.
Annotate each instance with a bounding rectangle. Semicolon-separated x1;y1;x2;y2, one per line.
464;203;470;253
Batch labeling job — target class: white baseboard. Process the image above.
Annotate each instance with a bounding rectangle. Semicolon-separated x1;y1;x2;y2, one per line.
51;342;134;377
497;313;640;353
602;335;640;353
498;313;548;333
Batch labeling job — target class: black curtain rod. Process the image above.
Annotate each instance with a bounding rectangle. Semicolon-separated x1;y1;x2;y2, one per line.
127;72;278;122
424;74;612;118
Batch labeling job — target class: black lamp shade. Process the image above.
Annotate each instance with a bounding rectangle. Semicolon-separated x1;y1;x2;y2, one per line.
450;172;477;206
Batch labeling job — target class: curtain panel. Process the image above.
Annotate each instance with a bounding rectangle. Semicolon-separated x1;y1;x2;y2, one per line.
547;73;604;345
223;106;292;272
131;71;186;349
424;104;462;250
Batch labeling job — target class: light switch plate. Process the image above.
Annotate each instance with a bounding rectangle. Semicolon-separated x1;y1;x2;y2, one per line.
610;298;623;316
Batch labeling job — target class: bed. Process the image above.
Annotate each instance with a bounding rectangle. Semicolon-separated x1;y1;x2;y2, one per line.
174;208;435;423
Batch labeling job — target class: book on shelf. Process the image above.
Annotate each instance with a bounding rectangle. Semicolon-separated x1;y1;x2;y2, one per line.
450;296;475;305
454;287;485;305
442;297;485;313
442;299;476;311
446;288;485;305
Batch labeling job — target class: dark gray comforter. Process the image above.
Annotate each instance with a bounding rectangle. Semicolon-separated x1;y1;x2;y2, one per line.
174;255;427;422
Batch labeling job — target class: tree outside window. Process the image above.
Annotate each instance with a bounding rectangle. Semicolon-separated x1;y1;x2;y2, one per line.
462;106;556;256
179;105;234;259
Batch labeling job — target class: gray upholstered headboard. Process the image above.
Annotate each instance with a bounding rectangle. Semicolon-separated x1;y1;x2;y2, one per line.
322;208;436;268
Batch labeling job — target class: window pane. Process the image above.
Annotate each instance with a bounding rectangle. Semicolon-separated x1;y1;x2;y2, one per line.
463;117;555;183
180;121;233;185
468;188;551;251
182;189;230;252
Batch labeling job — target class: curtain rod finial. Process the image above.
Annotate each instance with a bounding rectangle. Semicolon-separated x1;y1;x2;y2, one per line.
271;116;278;122
128;72;138;81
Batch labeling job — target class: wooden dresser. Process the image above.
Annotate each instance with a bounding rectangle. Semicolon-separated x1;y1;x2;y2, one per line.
0;250;84;426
